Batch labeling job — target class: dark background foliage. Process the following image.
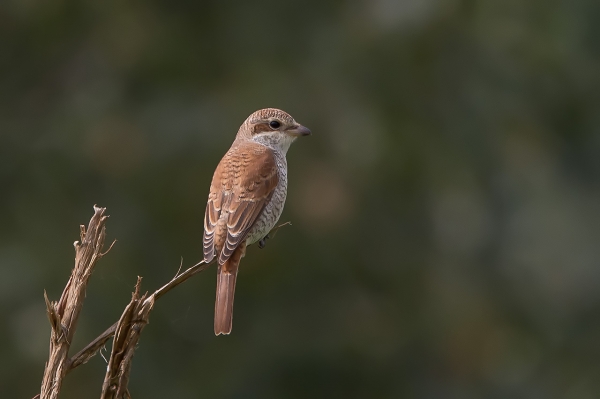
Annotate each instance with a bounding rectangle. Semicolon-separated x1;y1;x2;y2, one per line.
1;0;600;397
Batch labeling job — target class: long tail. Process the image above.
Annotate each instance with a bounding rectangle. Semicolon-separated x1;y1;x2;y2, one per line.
214;258;240;335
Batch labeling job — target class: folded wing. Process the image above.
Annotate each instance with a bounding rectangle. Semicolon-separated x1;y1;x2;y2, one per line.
203;143;279;265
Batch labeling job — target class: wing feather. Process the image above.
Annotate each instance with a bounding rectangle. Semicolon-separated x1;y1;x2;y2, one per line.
203;143;278;264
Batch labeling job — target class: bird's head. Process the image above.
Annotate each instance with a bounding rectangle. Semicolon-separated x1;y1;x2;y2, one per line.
238;108;311;153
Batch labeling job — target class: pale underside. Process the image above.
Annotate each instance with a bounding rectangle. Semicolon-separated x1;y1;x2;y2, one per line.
203;140;287;266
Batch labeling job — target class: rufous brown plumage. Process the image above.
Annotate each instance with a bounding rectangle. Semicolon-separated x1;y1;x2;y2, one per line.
203;108;310;335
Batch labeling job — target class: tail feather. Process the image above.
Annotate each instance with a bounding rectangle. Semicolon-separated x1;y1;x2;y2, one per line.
214;261;239;335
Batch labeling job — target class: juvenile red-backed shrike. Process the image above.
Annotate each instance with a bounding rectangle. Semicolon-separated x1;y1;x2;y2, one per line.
203;108;310;335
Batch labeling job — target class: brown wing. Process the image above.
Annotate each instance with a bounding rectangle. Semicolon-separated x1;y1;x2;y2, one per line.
203;143;278;265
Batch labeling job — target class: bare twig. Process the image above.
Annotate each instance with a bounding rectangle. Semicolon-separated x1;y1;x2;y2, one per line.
99;259;211;397
270;221;292;239
67;324;117;371
39;206;113;399
65;259;210;377
150;258;210;301
100;277;148;399
39;205;288;398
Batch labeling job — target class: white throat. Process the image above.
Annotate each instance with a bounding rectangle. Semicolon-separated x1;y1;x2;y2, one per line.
251;132;296;154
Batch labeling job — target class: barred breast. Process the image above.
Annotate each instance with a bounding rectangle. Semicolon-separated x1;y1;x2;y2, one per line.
245;151;288;245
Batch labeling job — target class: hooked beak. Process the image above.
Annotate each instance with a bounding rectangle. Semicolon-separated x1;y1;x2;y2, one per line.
286;124;311;137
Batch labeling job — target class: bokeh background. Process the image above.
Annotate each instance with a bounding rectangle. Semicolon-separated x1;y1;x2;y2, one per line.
2;0;600;397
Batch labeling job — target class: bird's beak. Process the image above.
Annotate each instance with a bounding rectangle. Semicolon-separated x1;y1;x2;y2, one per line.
287;124;311;137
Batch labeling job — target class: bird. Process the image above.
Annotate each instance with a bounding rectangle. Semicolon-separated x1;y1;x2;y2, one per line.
203;108;311;335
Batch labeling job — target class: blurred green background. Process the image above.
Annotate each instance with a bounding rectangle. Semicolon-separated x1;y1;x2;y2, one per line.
2;0;600;397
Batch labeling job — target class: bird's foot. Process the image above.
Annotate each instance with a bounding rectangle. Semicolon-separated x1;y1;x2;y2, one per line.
258;235;270;249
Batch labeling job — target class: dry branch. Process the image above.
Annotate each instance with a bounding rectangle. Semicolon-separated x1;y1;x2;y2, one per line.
98;258;210;397
33;205;300;399
100;277;149;399
39;206;114;399
38;206;285;397
37;205;212;399
65;259;210;377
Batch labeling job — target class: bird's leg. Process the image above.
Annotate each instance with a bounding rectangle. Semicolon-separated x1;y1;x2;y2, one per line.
258;234;270;249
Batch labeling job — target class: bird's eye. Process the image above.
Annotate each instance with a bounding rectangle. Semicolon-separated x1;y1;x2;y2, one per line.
269;120;281;129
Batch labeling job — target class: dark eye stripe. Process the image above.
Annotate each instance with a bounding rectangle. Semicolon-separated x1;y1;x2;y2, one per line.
252;123;272;134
